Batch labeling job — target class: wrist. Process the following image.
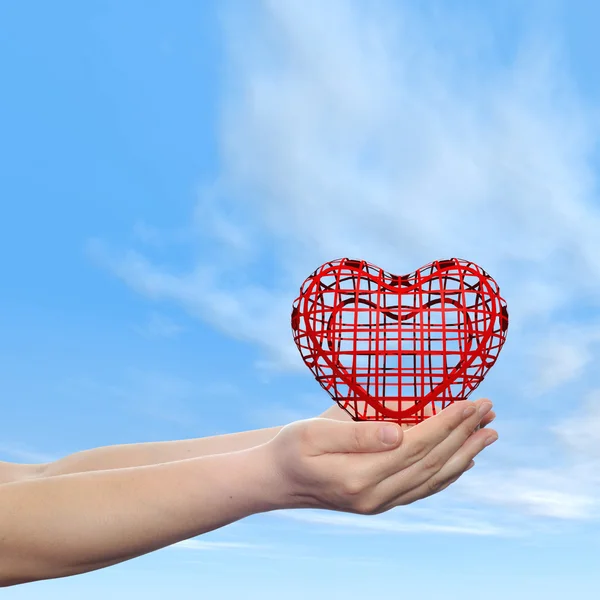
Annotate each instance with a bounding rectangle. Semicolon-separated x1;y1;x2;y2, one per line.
236;443;291;513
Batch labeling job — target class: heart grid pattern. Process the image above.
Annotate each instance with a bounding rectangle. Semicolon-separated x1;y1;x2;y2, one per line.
291;258;508;424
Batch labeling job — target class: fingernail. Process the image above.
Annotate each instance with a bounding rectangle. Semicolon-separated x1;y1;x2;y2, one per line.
484;434;498;446
466;460;475;471
463;406;477;418
379;425;400;445
478;402;493;418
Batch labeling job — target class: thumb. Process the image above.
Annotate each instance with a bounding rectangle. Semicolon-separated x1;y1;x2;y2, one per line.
309;418;403;454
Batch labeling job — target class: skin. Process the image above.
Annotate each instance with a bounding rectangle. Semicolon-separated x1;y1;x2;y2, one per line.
0;400;497;587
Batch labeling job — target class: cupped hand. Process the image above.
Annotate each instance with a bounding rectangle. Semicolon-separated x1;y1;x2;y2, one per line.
267;399;497;515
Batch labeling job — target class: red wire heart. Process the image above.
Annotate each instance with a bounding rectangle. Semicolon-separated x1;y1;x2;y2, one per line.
291;258;508;424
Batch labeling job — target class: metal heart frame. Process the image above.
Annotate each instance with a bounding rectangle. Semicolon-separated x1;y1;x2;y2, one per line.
292;257;509;424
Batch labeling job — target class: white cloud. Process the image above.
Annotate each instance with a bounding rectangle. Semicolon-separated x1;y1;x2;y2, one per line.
134;312;184;339
88;239;301;369
92;0;600;376
57;370;205;433
172;539;269;551
527;324;600;393
90;0;600;524
553;389;600;464
457;468;598;520
275;508;513;536
451;387;600;521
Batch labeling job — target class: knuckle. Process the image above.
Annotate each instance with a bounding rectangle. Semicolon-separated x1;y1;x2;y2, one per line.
351;497;381;516
421;452;444;473
406;438;428;461
445;415;459;435
297;422;314;447
448;473;461;485
340;475;366;497
338;463;375;499
352;426;364;452
426;476;444;495
462;417;479;435
436;473;461;494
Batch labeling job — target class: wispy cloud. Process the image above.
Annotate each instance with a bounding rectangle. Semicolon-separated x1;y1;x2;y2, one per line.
457;469;598;520
134;312;185;339
57;370;203;432
453;389;600;521
91;0;600;377
172;540;270;551
249;393;332;427
275;508;514;537
526;323;600;395
554;389;600;463
89;0;600;525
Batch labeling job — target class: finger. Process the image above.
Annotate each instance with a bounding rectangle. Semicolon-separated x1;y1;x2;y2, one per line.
413;399;492;466
401;398;490;429
438;428;498;477
399;459;474;505
390;428;498;506
399;400;438;431
415;458;476;500
305;418;403;455
407;398;491;456
480;410;496;428
436;460;475;493
376;398;492;478
371;423;496;509
388;403;493;490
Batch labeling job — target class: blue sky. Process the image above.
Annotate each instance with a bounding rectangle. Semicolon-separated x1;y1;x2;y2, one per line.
3;0;600;598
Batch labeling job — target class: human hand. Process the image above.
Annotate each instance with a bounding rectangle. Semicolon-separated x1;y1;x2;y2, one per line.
267;399;497;515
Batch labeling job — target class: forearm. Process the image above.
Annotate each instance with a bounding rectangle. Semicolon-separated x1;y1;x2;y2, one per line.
41;406;350;478
0;445;280;587
42;426;282;477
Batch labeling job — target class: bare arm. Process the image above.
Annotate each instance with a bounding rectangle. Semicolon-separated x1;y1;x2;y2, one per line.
39;405;352;478
9;404;495;480
0;399;496;587
0;462;44;485
0;445;277;587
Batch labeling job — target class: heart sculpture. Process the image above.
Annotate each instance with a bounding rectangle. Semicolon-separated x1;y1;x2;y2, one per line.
291;258;508;424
